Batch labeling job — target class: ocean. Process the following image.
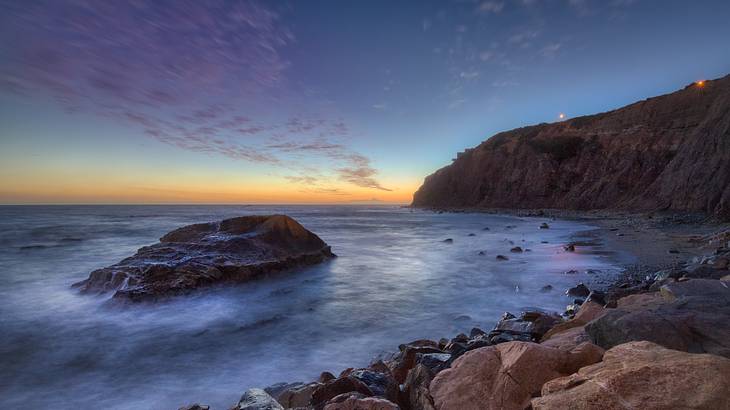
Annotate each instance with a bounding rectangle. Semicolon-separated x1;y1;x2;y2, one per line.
0;205;623;409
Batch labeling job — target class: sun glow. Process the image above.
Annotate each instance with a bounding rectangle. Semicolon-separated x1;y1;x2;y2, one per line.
696;80;706;87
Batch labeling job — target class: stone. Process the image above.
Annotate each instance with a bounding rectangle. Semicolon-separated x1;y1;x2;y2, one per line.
540;326;591;351
320;371;337;383
540;285;553;292
179;404;209;410
389;343;444;384
403;364;436;410
542;300;605;341
469;327;486;338
566;283;590;298
532;341;730;410
491;309;562;343
312;376;374;409
73;215;334;302
563;244;575;252
442;238;453;244
586;279;730;358
429;341;604;410
232;388;284;410
540;222;550;229
323;395;400;410
268;382;322;408
496;255;508;261
510;246;523;253
349;368;399;403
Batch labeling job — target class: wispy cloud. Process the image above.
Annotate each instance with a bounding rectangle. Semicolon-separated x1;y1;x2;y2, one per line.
476;1;505;14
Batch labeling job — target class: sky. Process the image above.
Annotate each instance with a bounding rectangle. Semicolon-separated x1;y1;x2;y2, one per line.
1;0;729;204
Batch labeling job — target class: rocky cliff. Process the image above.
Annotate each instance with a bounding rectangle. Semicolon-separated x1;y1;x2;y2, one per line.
412;75;730;219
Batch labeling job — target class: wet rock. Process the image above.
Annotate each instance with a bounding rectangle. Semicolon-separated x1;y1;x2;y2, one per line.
311;376;374;409
566;283;590;298
478;251;486;256
416;353;452;374
319;371;337;383
429;341;604;410
482;227;490;231
390;342;444;384
509;246;523;253
490;308;562;343
349;368;399;403
540;222;550;229
442;238;453;244
232;388;283;410
532;341;730;410
178;404;209;410
469;327;486;338
467;233;476;237
563;244;575;252
540;285;553;292
73;215;334;302
323;394;399;410
267;381;322;408
403;364;436;410
495;255;508;261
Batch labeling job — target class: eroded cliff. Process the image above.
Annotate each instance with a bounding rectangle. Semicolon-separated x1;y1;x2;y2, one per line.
413;75;730;219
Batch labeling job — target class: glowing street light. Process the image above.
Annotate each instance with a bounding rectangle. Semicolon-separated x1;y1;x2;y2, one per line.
696;80;706;87
558;113;566;120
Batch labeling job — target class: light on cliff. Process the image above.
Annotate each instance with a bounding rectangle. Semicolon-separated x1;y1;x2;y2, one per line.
696;80;705;87
558;113;566;120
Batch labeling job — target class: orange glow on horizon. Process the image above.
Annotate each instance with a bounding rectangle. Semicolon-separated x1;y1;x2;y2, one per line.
696;80;705;87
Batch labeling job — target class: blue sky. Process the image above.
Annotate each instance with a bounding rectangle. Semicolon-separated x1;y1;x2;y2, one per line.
1;0;729;203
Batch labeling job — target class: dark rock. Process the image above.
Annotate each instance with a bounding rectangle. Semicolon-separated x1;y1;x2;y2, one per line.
402;364;436;410
685;265;726;280
668;249;680;254
390;343;444;384
540;222;550;229
266;382;321;409
467;233;476;237
510;246;523;253
442;238;453;244
232;388;283;410
178;404;209;410
563;244;576;252
586;279;730;358
73;215;334;302
540;285;553;292
490;308;562;343
496;255;509;261
311;376;374;409
469;327;486;338
478;251;486;256
482;227;490;231
319;371;337;383
416;353;452;374
584;290;607;306
566;283;590;298
349;368;398;403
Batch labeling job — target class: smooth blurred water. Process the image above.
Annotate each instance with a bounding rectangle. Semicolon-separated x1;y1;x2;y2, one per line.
0;205;622;409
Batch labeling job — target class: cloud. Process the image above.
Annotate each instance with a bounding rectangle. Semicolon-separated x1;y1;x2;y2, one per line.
285;175;318;185
337;164;392;191
476;1;505;13
540;42;562;58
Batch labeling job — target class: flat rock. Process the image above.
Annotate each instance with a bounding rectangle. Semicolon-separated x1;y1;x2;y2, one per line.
323;394;399;410
429;341;603;410
532;341;730;410
232;388;284;410
73;215;334;301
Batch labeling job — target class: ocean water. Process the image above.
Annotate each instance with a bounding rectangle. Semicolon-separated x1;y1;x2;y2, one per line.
0;205;623;409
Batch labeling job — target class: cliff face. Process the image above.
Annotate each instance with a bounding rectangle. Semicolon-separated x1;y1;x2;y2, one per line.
412;75;730;219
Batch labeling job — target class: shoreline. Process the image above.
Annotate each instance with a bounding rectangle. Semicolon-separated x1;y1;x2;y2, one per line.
180;211;730;410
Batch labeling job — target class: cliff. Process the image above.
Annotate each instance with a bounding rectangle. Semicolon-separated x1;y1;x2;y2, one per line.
412;75;730;220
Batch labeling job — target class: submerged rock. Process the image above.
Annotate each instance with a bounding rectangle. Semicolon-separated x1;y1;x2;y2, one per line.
73;215;334;302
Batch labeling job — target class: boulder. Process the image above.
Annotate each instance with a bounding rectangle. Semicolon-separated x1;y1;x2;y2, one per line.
73;215;334;301
323;394;399;410
266;381;322;408
402;364;436;410
178;405;209;410
311;376;374;409
232;388;284;410
586;279;730;358
429;341;604;410
349;368;399;403
389;342;445;384
490;309;562;343
532;341;730;410
540;326;591;351
541;301;605;341
566;283;590;298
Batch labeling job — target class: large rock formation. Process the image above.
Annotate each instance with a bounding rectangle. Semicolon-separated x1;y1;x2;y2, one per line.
413;75;730;219
532;341;730;410
429;341;604;410
73;215;334;302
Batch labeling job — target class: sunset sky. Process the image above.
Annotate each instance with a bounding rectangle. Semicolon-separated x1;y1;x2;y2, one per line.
1;0;729;204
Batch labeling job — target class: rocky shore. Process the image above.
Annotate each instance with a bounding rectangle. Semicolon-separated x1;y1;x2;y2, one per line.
178;217;730;410
73;215;334;302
